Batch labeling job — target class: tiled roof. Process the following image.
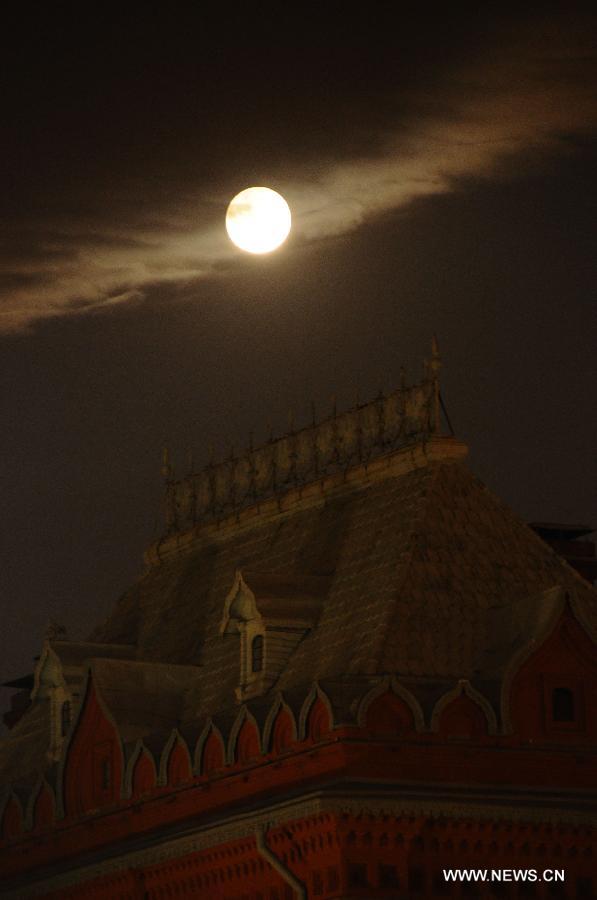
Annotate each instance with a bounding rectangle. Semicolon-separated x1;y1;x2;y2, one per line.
90;437;596;714
90;659;203;743
1;435;596;786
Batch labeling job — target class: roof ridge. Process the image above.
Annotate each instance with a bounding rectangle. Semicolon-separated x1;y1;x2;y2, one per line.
161;348;443;536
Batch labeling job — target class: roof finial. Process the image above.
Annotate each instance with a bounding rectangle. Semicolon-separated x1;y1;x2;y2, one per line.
429;335;442;434
431;334;441;366
161;447;173;479
45;620;67;642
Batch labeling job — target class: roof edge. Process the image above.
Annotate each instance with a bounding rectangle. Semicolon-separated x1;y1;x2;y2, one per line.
145;436;469;567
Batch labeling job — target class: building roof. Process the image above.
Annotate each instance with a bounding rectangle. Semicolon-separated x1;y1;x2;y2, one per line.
87;439;597;725
2;360;597;789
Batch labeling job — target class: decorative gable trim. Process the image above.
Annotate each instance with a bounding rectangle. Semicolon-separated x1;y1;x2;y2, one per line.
56;668;126;818
24;778;56;832
30;642;73;764
500;586;569;734
431;680;497;734
262;694;298;752
356;676;425;732
123;741;158;799
227;707;261;763
0;790;24;841
221;570;329;702
158;730;192;787
220;570;259;635
193;720;226;776
298;683;334;741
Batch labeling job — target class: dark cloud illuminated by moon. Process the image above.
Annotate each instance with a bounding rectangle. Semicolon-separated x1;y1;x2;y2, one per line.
0;14;596;332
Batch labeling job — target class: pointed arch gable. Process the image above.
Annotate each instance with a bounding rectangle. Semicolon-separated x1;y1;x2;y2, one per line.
357;676;425;732
58;668;125;818
194;720;226;776
31;642;65;702
124;741;158;799
159;730;192;787
25;778;56;832
431;680;497;736
227;707;261;764
262;694;297;753
501;588;597;734
132;748;158;797
1;792;24;841
220;570;260;635
505;598;597;741
30;642;73;764
298;683;334;741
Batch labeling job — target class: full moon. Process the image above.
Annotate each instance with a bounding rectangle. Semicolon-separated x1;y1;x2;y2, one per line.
225;187;291;254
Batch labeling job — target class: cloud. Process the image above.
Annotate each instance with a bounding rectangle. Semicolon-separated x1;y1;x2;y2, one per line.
287;48;597;243
0;217;237;332
1;23;596;333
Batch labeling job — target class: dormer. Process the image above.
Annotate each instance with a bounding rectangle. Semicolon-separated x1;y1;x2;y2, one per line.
30;639;137;763
221;570;329;701
31;642;74;763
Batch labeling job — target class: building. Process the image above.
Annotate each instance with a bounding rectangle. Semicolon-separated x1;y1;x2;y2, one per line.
1;346;596;899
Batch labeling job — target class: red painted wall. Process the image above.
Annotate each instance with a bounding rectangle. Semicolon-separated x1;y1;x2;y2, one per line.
1;796;22;841
63;681;123;817
366;690;414;734
510;607;597;744
235;718;261;763
271;707;294;753
33;784;55;831
131;751;155;798
167;739;191;786
200;728;225;775
3;609;597;895
439;695;489;738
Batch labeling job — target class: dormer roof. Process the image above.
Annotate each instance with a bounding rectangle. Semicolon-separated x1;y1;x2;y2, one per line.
221;570;329;634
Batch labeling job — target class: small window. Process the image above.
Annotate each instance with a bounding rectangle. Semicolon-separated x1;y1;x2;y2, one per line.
60;700;71;736
552;687;574;723
379;864;400;888
409;867;425;893
348;864;368;887
251;634;264;673
543;676;583;732
327;867;339;891
312;871;324;896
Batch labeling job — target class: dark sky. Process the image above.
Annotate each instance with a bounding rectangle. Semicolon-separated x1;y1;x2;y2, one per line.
1;10;596;692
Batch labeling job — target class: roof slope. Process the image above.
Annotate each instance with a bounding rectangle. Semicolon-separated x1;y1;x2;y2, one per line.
89;441;597;720
277;459;597;689
2;435;596;786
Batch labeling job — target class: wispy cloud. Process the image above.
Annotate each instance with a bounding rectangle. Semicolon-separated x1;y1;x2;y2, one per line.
2;29;596;333
288;50;597;241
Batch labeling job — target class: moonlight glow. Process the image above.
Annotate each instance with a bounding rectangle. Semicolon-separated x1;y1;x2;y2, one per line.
225;187;291;254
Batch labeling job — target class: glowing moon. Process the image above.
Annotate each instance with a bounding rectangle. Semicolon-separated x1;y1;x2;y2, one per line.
225;187;291;254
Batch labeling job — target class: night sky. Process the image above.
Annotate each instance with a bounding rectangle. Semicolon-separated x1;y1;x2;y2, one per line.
2;10;596;695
